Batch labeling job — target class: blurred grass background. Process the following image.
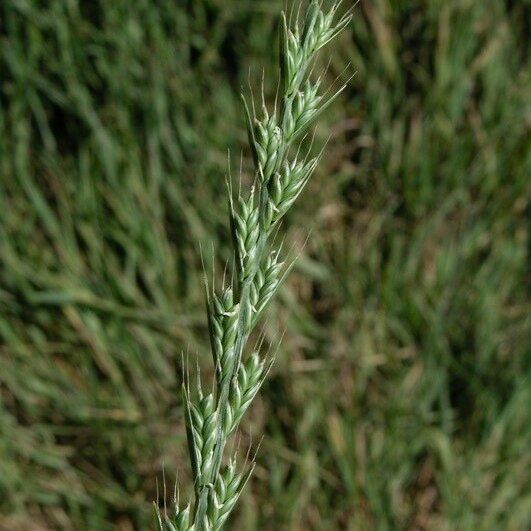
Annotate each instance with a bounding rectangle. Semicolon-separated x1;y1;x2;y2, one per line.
0;0;529;529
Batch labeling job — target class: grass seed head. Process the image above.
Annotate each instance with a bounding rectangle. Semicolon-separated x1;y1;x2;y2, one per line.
164;2;350;529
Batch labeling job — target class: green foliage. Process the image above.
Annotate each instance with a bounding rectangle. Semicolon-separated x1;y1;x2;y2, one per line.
0;0;529;529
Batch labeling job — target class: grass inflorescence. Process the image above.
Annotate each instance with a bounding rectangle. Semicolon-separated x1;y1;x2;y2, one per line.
155;3;351;529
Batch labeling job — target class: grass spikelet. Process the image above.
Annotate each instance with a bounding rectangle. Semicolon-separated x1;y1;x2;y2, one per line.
156;2;349;529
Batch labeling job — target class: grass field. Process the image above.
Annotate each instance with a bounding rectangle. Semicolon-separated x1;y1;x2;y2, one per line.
0;0;529;529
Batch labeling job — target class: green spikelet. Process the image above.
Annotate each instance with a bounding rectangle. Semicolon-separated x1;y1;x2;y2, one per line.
167;3;351;529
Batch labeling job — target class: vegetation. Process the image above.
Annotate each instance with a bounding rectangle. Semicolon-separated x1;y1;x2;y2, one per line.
0;0;529;529
155;4;351;529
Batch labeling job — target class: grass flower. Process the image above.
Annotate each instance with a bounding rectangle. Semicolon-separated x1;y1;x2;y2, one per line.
155;2;351;529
